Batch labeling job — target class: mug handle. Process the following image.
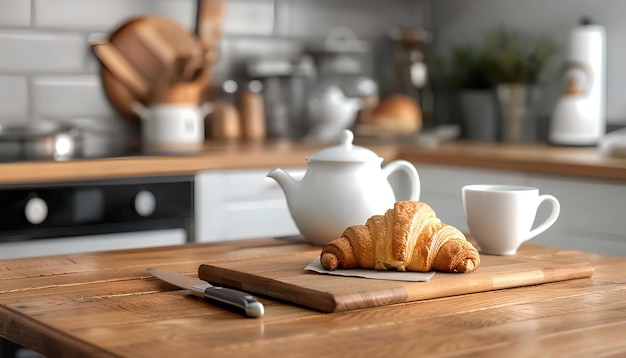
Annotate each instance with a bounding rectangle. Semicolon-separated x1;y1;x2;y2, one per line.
382;160;421;201
526;194;560;241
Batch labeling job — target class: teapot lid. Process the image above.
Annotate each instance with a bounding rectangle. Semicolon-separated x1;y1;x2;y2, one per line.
307;130;381;162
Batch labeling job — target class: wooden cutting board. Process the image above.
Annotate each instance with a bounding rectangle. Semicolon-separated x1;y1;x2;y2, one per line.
198;244;594;313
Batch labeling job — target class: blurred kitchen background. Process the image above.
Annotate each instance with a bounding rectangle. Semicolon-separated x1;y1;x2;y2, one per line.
1;0;624;155
1;6;624;356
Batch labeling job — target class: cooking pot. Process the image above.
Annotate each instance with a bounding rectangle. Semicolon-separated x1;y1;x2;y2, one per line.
0;122;83;162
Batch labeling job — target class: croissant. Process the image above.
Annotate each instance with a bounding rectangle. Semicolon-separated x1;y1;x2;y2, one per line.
320;201;480;273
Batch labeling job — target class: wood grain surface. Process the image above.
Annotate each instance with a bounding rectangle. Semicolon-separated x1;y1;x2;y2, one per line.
198;247;594;312
398;140;626;181
1;238;626;357
0;140;624;185
0;140;385;184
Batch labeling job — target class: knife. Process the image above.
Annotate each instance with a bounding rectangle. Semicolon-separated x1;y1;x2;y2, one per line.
146;267;264;318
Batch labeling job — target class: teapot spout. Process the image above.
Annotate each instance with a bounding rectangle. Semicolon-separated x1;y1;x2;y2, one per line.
267;168;299;201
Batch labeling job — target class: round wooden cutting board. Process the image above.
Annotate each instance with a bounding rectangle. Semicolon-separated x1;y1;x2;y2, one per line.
97;16;205;125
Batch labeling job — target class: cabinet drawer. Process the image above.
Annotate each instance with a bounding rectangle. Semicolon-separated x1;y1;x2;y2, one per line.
410;164;527;230
416;164;527;194
195;169;303;242
530;176;626;238
221;169;304;200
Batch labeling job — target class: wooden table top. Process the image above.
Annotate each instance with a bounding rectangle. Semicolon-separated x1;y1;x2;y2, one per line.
1;238;626;357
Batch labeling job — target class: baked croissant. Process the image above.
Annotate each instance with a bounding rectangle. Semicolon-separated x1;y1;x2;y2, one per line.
320;201;480;273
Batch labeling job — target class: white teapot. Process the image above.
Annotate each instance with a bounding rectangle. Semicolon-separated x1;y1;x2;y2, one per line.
267;130;420;246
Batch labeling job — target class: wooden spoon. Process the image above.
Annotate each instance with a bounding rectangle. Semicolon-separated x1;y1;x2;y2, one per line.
156;18;205;83
91;41;151;101
96;15;216;123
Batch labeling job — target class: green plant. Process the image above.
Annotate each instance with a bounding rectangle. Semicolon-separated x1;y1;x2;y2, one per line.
448;26;557;88
482;26;557;84
449;44;492;90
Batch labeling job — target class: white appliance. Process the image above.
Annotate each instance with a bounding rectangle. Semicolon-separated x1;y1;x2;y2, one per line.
549;18;606;146
0;229;186;260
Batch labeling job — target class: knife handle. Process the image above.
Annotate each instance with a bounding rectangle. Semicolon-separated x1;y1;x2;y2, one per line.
203;286;264;318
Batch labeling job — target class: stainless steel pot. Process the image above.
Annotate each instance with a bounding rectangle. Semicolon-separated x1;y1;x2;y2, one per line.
0;122;83;162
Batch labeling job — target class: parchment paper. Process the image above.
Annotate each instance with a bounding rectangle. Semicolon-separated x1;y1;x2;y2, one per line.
305;257;435;282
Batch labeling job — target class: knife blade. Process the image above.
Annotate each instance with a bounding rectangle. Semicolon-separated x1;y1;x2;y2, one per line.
146;267;264;318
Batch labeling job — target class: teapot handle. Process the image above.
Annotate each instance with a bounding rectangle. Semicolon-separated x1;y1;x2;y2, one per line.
382;160;421;201
130;101;149;119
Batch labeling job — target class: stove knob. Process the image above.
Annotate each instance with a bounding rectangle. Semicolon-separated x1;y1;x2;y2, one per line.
134;190;156;217
25;197;48;225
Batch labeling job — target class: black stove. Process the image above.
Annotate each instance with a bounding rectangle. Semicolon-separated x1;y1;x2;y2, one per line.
0;174;195;242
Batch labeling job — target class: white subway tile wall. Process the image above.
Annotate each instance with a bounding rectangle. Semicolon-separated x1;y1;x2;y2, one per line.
223;0;275;35
279;0;425;39
0;0;425;149
215;0;425;82
0;0;199;146
0;31;85;73
0;0;31;27
33;0;196;31
33;76;116;119
0;76;28;121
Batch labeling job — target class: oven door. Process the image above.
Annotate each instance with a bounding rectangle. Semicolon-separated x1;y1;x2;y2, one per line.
0;175;194;259
0;229;186;259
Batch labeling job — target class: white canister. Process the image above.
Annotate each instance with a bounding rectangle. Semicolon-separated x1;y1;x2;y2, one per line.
549;18;606;146
134;103;210;152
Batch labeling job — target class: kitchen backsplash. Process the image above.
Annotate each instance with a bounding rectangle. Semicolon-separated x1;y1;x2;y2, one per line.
0;0;199;151
0;0;426;151
432;0;626;127
4;0;621;151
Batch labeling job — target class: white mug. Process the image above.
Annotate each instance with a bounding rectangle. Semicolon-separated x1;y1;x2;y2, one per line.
133;102;212;153
462;185;560;255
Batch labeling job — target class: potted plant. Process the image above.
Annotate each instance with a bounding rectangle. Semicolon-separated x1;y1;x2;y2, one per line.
482;26;557;143
449;43;499;141
449;26;557;142
482;26;556;85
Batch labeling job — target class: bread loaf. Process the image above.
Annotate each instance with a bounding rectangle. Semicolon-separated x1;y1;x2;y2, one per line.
368;94;422;135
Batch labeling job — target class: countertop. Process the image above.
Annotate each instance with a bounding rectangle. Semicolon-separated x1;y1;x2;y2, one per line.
399;140;626;182
0;140;394;184
0;139;625;184
1;238;625;357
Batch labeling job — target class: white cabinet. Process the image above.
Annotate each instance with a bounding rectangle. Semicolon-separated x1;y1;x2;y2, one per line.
197;166;424;243
414;163;626;256
527;175;626;255
195;164;626;256
408;164;528;232
195;169;303;242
